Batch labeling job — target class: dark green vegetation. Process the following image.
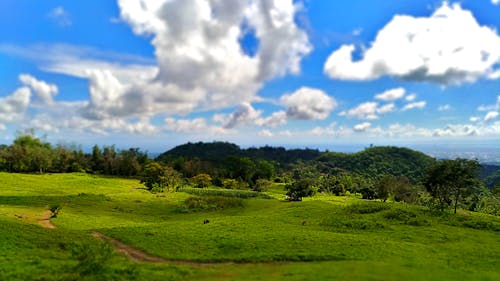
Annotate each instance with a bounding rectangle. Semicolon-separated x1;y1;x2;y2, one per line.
0;173;499;281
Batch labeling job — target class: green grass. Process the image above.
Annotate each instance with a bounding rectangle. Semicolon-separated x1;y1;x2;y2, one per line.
1;172;499;280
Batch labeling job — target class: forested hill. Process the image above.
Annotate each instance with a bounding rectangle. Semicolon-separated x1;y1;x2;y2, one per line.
156;142;322;165
316;146;436;183
156;142;500;187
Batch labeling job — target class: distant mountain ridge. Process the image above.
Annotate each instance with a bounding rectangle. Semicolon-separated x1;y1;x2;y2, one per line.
157;141;500;187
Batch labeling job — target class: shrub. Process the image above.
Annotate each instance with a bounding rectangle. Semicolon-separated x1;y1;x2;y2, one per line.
178;187;273;199
178;196;244;212
346;202;390;214
190;174;213;188
70;242;137;280
49;204;61;218
321;217;386;232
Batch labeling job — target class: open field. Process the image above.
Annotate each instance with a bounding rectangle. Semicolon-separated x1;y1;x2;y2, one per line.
1;172;499;280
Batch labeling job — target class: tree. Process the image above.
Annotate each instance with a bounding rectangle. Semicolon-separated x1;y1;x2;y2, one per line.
285;178;317;198
190;174;213;188
423;159;482;214
140;162;181;192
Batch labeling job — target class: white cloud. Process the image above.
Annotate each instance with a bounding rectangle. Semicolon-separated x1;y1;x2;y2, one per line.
378;103;396;114
255;111;287;128
405;94;417;102
353;122;371;132
0;87;31;123
484;111;499;122
493;0;500;5
469;116;480;122
310;123;336;136
340;101;394;120
278;130;292;137
111;0;311;118
374;87;405;101
18;74;58;105
280;87;337;120
48;6;72;27
433;124;479;137
258;129;274;137
438;104;452;111
324;3;500;85
402;101;426;111
0;124;5;131
219;103;263;129
164;117;227;135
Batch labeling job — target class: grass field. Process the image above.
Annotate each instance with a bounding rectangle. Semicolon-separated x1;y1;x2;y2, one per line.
0;172;499;280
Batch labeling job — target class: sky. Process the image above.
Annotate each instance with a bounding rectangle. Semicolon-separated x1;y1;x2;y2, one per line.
1;0;500;152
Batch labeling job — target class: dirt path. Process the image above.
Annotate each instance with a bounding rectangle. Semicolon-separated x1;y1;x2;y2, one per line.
91;231;291;267
39;210;56;229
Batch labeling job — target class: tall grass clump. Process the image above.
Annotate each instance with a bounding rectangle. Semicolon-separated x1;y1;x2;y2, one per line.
178;187;273;199
177;196;244;212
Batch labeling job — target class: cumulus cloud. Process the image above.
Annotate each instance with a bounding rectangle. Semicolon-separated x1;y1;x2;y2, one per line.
353;122;371;132
258;129;274;137
165;117;227;134
433;124;478;137
402;101;426;111
19;74;58;105
470;116;480;122
310;123;336;136
255;111;287;128
405;94;417;102
0;87;31;123
340;101;394;120
374;87;405;101
219;103;263;129
281;87;337;120
484;111;499;122
324;3;500;85
105;0;311;119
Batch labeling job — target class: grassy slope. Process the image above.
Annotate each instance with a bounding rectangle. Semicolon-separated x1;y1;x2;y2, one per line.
0;172;499;280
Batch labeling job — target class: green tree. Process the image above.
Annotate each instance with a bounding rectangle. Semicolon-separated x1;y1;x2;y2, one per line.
140;162;181;192
423;159;482;214
190;173;213;188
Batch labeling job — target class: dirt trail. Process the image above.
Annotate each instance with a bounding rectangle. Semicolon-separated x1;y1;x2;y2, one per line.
39;210;56;229
91;231;290;267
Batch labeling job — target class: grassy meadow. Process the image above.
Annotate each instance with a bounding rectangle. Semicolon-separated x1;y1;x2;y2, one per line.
1;172;499;280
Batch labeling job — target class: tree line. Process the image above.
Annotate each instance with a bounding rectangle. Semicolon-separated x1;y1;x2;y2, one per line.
0;132;499;215
0;131;148;176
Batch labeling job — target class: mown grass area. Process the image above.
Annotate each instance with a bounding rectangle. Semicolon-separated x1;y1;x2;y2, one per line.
1;172;499;280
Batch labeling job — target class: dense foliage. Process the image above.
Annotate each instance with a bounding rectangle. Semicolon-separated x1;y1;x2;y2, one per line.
0;131;148;177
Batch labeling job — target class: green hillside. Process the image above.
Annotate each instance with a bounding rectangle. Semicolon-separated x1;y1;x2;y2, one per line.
317;146;436;183
0;173;499;280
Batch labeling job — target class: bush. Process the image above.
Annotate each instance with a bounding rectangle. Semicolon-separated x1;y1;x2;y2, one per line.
346;202;390;214
70;242;137;280
382;208;430;226
321;217;386;232
49;204;61;218
178;196;244;212
178;187;273;199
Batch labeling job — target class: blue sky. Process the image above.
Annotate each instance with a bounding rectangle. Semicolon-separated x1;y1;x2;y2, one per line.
1;0;500;151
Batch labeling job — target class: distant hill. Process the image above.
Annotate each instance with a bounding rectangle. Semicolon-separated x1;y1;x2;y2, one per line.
157;142;242;163
157;142;500;186
480;164;500;188
156;142;322;166
316;146;436;183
